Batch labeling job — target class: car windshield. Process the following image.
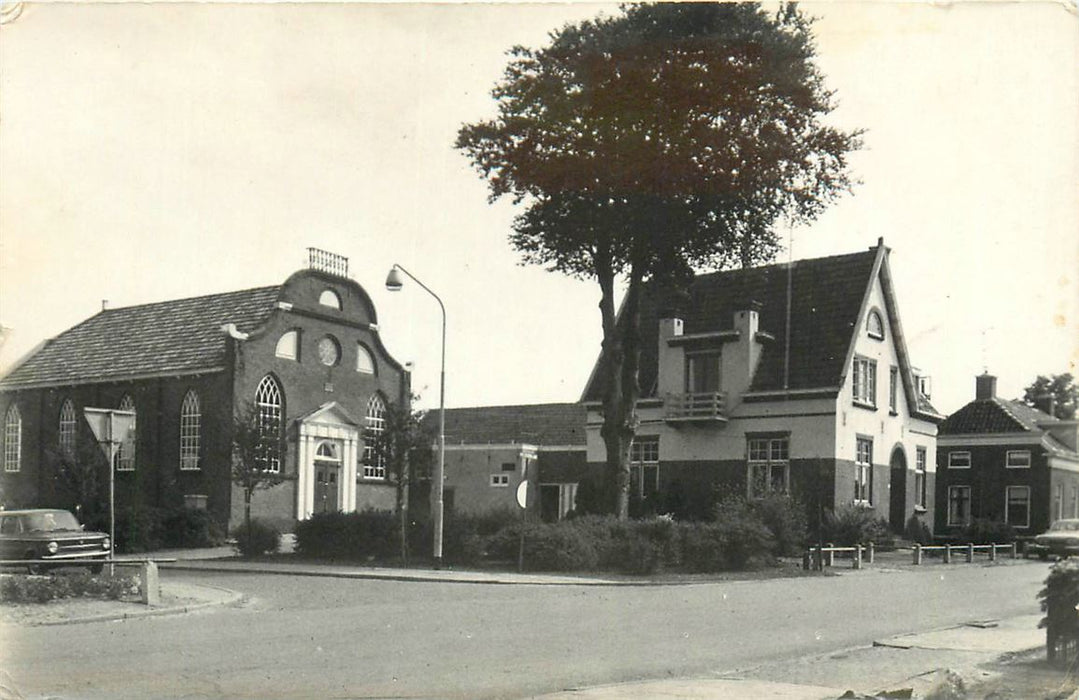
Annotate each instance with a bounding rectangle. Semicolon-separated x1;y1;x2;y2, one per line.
1050;521;1079;532
23;511;81;532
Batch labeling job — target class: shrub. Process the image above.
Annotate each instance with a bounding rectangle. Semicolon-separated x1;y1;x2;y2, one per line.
160;508;226;549
822;506;894;548
234;519;280;558
905;515;933;544
961;518;1015;545
112;505;166;553
0;571;138;604
680;523;729;572
520;523;599;572
748;494;808;557
711;496;777;569
295;510;399;561
602;517;681;574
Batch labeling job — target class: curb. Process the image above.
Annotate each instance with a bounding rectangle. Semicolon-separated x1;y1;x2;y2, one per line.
25;585;245;627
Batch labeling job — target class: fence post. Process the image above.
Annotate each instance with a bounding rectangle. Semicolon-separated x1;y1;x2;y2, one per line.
854;544;863;569
944;544;952;564
1012;542;1019;559
815;544;824;571
914;543;922;565
990;544;997;562
966;543;974;563
867;541;875;564
826;543;835;568
140;560;160;606
803;550;811;570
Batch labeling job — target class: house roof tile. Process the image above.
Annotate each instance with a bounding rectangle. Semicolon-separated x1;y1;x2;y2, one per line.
582;249;878;401
0;286;281;389
434;403;587;447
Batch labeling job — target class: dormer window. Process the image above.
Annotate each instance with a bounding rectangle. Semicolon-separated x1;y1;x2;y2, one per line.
319;289;342;310
275;330;299;360
867;309;884;340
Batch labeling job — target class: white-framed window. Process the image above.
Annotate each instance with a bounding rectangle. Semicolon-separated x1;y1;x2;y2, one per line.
255;375;284;473
629;436;659;499
852;357;877;407
685;351;721;394
319;289;342;310
179;390;201;470
948;451;971;469
855;437;873;505
116;394;136;472
356;344;376;375
275;330;299;360
490;474;510;487
362;394;387;479
1006;450;1031;469
1055;484;1064;521
915;446;927;509
948;485;972;526
747;435;790;499
1005;486;1031;529
58;398;77;456
315;441;339;461
867;309;885;340
889;366;898;413
3;404;21;473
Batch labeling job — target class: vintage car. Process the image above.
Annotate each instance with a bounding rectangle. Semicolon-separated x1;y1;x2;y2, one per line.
1030;519;1079;560
0;509;111;574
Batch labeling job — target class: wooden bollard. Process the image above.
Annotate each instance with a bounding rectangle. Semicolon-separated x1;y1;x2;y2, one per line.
1011;542;1019;559
815;544;824;571
990;544;997;562
826;544;835;568
944;544;952;563
854;544;863;569
867;541;875;564
803;551;811;570
914;543;923;565
967;543;975;563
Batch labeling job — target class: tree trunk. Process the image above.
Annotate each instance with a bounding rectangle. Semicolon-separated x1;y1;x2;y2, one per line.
244;490;252;532
397;461;410;565
596;261;643;520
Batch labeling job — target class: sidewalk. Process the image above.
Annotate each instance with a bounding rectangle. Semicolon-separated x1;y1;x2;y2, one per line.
538;615;1053;699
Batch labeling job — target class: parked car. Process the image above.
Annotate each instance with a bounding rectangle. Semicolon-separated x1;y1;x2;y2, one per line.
1030;519;1079;560
0;509;110;574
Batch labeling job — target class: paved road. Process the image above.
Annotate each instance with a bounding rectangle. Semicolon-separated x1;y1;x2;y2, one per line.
1;561;1051;699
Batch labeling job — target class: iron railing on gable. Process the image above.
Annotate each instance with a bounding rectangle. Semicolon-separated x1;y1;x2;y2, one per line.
308;248;349;278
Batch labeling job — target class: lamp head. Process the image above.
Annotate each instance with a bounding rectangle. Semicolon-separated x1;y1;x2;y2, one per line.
385;267;404;292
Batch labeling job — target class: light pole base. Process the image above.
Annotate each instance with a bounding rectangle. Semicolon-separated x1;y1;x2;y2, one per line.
433;556;443;571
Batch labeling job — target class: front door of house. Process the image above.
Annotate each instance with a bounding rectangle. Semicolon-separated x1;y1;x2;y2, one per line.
313;440;342;514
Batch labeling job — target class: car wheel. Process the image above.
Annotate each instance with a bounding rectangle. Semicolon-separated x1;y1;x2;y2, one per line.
26;554;47;575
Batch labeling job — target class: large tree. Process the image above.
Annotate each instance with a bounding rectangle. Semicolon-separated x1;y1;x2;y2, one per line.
457;3;861;518
371;399;432;563
231;404;286;535
1021;373;1078;420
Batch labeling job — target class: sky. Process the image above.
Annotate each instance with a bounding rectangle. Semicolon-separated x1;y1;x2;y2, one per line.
0;1;1076;416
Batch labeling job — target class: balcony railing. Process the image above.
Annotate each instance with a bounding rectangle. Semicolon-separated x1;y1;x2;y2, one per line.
664;392;727;423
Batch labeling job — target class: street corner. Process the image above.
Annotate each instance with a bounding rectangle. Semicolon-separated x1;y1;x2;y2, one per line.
0;581;243;627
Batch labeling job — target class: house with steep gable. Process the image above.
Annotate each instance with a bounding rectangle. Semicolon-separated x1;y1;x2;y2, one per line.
580;239;944;531
936;373;1079;537
0;249;410;532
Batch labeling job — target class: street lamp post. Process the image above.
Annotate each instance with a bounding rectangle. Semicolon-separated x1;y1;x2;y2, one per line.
385;264;446;569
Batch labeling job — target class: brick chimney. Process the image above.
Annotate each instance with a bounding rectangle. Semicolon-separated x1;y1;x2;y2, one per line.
975;373;997;401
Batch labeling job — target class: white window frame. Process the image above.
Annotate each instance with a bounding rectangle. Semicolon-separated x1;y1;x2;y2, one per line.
362;394;387;479
275;330;299;360
3;405;21;473
747;436;790;499
116;394;136;472
1055;484;1064;521
1005;450;1031;469
854;437;873;505
948;451;971;469
914;446;927;509
852;357;877;407
629;436;659;499
318;289;342;310
255;375;284;473
684;351;721;395
947;485;972;526
356;344;376;375
58;399;77;456
179;390;201;471
1005;485;1031;529
489;474;509;487
867;309;885;340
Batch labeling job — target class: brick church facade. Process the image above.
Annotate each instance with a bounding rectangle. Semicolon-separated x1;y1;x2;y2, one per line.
0;250;410;532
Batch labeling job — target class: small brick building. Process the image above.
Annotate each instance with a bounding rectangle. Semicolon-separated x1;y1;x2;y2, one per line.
936;373;1079;538
0;250;410;532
